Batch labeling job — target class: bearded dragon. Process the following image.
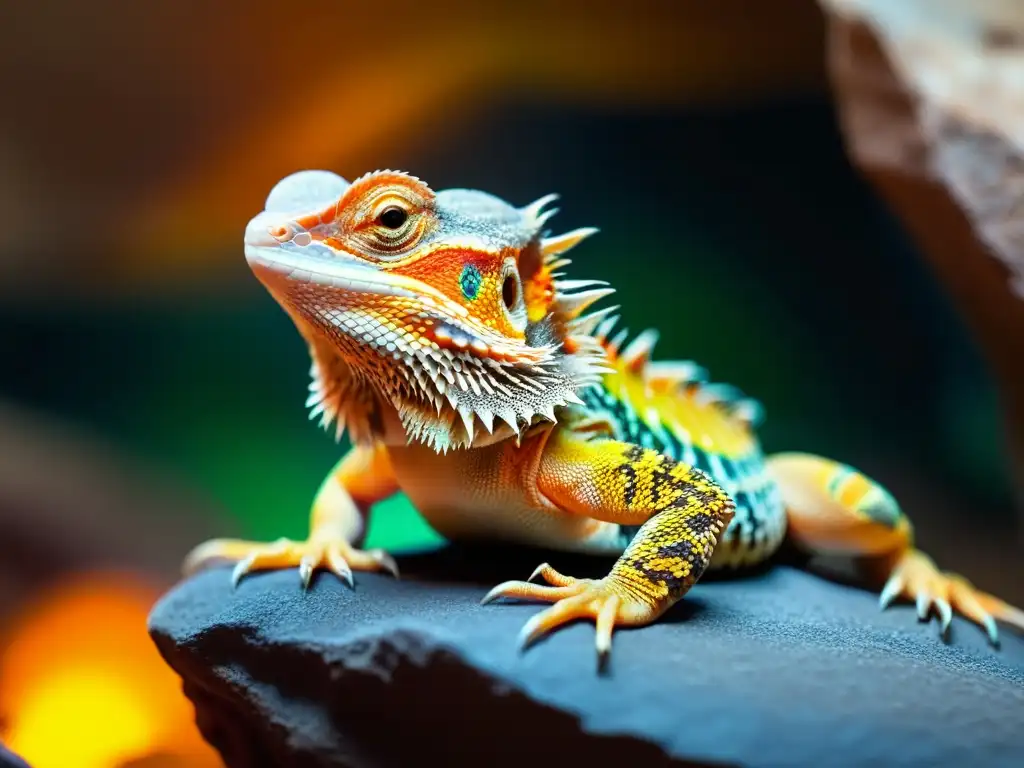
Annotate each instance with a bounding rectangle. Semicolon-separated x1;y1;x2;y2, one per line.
184;168;1024;662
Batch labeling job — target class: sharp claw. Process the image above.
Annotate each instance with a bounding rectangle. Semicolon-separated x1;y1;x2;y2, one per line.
916;591;933;621
482;580;584;606
373;550;400;579
517;612;547;651
487;573;643;664
517;617;536;650
936;599;953;637
516;593;593;653
481;580;519;605
192;537;393;592
520;562;579;588
594;593;619;670
231;554;256;588
299;554;317;589
528;562;550;583
594;630;613;657
884;551;1021;648
879;572;904;610
984;615;1000;647
326;548;355;588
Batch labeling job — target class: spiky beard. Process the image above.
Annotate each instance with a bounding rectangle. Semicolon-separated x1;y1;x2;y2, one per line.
259;188;618;454
300;287;616;453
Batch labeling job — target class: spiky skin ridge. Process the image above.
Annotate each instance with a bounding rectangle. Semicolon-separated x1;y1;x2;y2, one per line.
575;324;787;571
212;168;1024;654
287;172;614;454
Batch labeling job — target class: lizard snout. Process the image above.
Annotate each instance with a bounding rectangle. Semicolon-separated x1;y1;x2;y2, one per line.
244;212;292;248
245;169;352;250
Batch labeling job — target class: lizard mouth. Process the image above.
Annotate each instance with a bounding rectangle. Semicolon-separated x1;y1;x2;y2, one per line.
244;211;452;305
246;240;442;304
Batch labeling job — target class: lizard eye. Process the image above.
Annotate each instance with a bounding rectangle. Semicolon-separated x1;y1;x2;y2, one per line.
359;198;423;255
502;272;519;310
378;206;408;230
499;259;527;333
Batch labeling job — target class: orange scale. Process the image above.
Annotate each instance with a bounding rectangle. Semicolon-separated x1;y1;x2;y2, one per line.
523;265;555;324
388;247;523;339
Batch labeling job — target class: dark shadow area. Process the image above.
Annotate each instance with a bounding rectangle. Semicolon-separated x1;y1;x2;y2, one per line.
373;541;775;588
0;742;28;768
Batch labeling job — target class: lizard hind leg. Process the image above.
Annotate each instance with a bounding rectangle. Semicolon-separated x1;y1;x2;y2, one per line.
482;431;736;666
767;451;1024;645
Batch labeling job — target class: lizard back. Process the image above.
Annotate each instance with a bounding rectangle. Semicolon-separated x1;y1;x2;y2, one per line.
579;318;787;569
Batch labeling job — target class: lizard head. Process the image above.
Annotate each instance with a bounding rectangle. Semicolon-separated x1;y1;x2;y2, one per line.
244;168;614;451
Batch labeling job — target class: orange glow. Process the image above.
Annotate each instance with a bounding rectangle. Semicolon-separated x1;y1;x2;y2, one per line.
0;572;222;768
117;38;492;278
109;2;824;280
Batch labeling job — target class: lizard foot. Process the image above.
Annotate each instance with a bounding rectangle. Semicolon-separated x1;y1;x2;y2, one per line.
878;549;1024;646
481;563;660;667
182;536;399;589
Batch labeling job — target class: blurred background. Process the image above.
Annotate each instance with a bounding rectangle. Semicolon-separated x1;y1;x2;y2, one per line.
1;1;1022;766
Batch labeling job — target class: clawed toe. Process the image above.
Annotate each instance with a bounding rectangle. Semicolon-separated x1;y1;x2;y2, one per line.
481;562;590;606
482;563;661;665
480;580;585;606
879;549;1021;646
185;536;399;590
527;562;578;586
518;592;603;649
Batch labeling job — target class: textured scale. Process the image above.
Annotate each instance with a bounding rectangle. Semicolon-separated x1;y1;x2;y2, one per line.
576;322;787;570
535;434;734;598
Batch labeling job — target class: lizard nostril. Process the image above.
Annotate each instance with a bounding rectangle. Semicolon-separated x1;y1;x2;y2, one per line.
268;225;291;241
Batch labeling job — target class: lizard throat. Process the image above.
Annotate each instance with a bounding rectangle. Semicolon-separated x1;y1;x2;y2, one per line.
303;310;606;453
251;246;609;453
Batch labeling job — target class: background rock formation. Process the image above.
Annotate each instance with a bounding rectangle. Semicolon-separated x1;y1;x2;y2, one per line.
819;0;1024;521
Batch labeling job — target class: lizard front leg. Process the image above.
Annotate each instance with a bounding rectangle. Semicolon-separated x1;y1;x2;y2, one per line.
482;427;735;664
184;442;400;587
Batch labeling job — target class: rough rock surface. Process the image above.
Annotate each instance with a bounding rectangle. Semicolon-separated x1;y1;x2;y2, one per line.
149;545;1024;768
818;0;1024;514
0;743;29;768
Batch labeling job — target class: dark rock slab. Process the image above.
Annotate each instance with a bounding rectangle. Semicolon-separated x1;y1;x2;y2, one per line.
148;545;1024;768
0;742;30;768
